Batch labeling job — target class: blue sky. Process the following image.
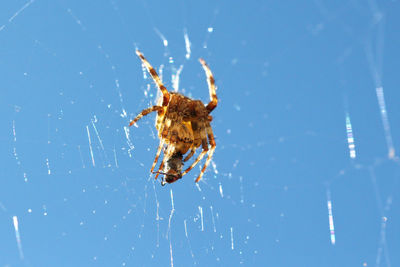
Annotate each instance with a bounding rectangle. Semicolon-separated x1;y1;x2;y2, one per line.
1;0;399;266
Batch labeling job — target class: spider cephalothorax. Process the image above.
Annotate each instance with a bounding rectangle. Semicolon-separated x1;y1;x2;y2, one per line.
130;50;217;185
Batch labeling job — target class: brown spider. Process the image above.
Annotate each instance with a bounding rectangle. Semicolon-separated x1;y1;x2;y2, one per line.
130;50;217;186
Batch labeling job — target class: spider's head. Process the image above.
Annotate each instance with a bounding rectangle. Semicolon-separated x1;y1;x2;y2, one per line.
161;152;183;186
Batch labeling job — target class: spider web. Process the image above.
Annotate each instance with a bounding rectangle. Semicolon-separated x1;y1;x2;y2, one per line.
1;0;399;266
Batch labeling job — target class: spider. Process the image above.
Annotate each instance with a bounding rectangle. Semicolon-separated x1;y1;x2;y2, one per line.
130;50;217;186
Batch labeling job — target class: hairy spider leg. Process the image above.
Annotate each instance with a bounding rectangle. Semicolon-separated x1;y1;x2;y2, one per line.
182;150;208;178
129;106;163;127
184;147;196;162
152;138;176;181
128;105;166;173
153;144;174;180
154;161;164;180
150;139;165;173
150;117;173;172
199;58;218;113
136;50;170;106
181;121;209;180
195;124;216;183
195;146;216;182
135;50;169;135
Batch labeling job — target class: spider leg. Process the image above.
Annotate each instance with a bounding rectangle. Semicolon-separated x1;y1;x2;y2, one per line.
199;58;218;113
154;161;164;180
153;143;175;180
195;146;215;183
181;150;207;178
195;123;216;183
181;122;209;178
150;117;173;174
136;50;170;106
183;147;196;162
150;138;165;173
129;106;163;127
153;145;171;180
